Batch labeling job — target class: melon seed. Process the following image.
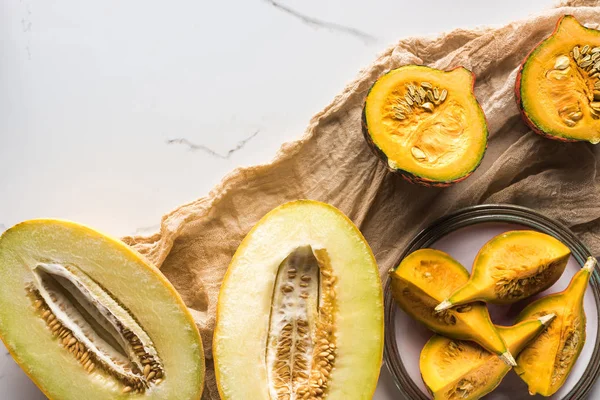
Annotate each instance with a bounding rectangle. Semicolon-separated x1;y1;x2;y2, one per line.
265;247;337;399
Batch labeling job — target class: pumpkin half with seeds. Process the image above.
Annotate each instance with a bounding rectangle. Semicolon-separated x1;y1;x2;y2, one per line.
362;65;488;186
0;220;205;399
214;200;384;400
517;15;600;143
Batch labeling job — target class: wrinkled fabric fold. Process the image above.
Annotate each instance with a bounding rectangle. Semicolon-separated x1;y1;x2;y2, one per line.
122;1;600;398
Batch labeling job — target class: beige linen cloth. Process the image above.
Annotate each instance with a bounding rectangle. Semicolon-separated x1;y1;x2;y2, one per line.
123;1;600;398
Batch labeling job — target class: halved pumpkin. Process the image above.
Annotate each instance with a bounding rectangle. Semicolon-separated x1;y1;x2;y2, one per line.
214;200;384;400
0;220;205;399
362;65;488;186
517;15;600;143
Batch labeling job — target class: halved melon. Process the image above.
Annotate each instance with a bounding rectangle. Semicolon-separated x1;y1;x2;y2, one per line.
517;15;600;143
362;65;488;186
214;200;384;400
0;220;205;399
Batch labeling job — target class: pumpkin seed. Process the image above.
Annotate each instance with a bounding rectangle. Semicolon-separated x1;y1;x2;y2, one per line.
554;55;570;70
411;147;427;160
426;90;435;102
569;111;583;121
582;45;590;55
440;89;448;102
413;91;422;104
421;102;435;112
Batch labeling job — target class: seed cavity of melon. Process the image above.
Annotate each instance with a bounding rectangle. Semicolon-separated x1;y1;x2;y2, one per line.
27;262;164;394
266;246;337;400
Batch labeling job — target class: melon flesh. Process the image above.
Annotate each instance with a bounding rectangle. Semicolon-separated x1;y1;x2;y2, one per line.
0;219;205;400
214;200;384;400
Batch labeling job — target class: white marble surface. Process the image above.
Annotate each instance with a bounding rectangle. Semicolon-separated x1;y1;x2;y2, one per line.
0;0;576;398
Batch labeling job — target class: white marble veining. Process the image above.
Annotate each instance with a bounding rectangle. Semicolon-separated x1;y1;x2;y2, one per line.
2;0;585;398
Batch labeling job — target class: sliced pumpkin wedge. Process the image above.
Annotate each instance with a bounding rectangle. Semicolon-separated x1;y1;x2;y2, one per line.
515;256;596;396
0;220;205;399
390;249;515;366
214;200;384;400
436;230;570;309
420;314;555;400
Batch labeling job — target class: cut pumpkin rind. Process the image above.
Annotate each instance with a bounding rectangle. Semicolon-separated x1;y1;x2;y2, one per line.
0;220;205;400
517;15;600;143
362;65;488;186
214;200;384;400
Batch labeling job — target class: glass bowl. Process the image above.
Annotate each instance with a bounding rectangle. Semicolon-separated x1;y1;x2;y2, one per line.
383;204;600;400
